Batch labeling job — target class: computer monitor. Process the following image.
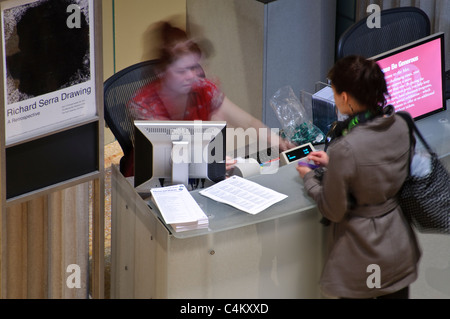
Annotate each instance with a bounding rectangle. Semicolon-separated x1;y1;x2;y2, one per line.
370;32;446;120
134;120;227;190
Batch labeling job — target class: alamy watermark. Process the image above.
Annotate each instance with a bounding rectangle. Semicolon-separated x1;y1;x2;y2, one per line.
66;264;82;289
66;4;81;29
170;120;279;172
366;264;381;289
366;4;381;29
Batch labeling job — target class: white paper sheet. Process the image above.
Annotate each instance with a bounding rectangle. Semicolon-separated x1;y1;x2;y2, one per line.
150;184;208;231
199;175;288;215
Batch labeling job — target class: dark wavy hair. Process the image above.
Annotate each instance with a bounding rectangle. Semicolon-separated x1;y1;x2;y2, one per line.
327;55;389;114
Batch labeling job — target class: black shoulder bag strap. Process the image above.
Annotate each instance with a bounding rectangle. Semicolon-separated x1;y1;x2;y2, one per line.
396;111;435;175
396;111;432;153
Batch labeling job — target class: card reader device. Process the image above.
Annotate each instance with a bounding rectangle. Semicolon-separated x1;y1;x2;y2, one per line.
280;143;316;166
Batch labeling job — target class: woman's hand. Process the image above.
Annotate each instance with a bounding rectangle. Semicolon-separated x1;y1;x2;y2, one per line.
296;151;328;179
307;151;329;167
279;137;296;152
296;164;311;179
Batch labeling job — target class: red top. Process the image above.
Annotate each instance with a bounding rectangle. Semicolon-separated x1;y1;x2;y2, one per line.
128;78;225;121
122;78;225;177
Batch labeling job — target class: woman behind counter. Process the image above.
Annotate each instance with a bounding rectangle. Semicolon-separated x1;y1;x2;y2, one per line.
125;22;293;177
296;55;421;299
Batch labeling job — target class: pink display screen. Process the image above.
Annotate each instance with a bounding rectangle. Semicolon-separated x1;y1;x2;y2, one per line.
372;33;446;120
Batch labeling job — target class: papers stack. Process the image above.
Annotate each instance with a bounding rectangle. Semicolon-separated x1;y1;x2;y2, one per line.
150;184;208;232
200;175;288;215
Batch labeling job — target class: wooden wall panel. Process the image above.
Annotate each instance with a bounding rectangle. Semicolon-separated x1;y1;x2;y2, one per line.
62;183;89;299
4;183;90;299
26;197;47;298
5;203;26;298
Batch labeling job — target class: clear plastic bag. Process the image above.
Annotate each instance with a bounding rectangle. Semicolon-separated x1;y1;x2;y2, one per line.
410;151;432;177
270;86;325;145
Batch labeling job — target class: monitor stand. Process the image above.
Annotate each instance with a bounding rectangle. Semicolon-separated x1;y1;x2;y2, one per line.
171;140;190;187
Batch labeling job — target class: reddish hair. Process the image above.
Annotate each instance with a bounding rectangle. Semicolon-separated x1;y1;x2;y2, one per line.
157;22;202;71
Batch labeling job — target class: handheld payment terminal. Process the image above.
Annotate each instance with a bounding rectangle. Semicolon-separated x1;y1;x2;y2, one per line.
280;143;316;166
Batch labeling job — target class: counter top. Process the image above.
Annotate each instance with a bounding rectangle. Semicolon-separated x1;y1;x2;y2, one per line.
146;163;317;239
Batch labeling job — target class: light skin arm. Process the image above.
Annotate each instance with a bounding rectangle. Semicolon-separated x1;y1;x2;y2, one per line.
211;96;294;151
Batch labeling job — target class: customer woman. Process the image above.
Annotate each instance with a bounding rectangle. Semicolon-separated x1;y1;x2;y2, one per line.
125;22;292;176
296;55;421;299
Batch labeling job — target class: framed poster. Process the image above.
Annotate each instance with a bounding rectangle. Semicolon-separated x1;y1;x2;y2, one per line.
2;0;96;145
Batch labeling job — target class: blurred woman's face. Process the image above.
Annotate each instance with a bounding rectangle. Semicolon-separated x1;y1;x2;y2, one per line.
163;53;201;95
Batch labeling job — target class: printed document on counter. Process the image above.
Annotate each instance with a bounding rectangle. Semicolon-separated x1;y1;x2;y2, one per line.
150;184;208;232
199;175;288;215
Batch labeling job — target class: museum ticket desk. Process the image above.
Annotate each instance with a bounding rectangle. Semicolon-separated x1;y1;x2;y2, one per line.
110;161;324;299
111;105;450;299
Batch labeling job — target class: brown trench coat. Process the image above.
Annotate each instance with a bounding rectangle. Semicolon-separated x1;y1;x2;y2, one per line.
303;109;421;299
